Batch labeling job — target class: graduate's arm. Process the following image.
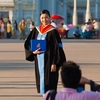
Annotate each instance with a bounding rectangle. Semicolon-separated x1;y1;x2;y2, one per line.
51;29;59;65
24;29;35;61
53;29;66;67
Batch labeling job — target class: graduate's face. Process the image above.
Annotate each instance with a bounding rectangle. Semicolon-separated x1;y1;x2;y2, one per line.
40;14;50;26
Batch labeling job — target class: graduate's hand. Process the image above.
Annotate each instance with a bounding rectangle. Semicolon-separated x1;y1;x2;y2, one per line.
33;48;44;54
51;64;56;72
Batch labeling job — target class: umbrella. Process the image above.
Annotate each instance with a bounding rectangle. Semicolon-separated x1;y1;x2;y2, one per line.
51;14;64;20
67;24;75;29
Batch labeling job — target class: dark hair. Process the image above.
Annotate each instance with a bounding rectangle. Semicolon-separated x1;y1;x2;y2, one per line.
76;26;79;29
14;20;17;24
31;20;34;25
8;20;11;24
61;61;81;89
0;18;3;21
40;9;51;17
14;20;18;30
61;22;64;25
88;19;91;21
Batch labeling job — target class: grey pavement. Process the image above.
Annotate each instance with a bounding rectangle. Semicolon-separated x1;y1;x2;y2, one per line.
0;39;100;100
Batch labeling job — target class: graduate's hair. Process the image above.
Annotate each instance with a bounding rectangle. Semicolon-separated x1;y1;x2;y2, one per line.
40;9;51;17
61;61;81;89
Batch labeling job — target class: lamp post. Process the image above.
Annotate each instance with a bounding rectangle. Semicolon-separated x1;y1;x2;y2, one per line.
85;0;91;22
73;0;77;26
95;0;99;19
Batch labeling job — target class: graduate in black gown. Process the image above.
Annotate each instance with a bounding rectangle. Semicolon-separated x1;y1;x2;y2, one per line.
24;9;66;95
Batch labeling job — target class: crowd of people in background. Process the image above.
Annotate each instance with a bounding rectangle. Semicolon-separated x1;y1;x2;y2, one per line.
51;18;100;39
0;17;18;39
0;17;100;39
0;17;35;40
81;19;100;39
73;19;100;39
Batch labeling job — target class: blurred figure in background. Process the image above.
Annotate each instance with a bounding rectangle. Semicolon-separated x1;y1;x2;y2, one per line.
57;22;66;38
81;23;91;39
29;20;34;32
0;19;5;39
62;22;69;39
51;20;57;28
6;20;12;39
92;19;99;39
13;20;18;39
73;27;81;39
19;19;26;40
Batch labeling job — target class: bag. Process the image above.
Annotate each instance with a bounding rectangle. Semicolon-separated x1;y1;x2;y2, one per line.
46;90;57;100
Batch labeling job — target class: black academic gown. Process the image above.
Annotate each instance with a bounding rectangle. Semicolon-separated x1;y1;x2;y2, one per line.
24;27;66;93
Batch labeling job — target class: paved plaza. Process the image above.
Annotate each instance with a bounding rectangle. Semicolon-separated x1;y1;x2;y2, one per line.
0;39;100;100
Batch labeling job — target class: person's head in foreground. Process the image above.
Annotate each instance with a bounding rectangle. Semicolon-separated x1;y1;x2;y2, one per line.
61;61;81;89
43;61;100;100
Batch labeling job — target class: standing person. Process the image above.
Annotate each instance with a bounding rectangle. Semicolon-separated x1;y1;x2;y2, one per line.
51;20;57;28
6;20;12;39
56;22;66;38
4;17;11;38
13;20;18;39
0;18;4;39
24;9;66;96
43;61;100;100
29;20;34;32
62;22;69;39
93;19;99;39
19;19;26;40
0;20;5;39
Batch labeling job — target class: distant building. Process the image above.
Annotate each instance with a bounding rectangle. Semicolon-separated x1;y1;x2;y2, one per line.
0;0;100;26
0;0;35;24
